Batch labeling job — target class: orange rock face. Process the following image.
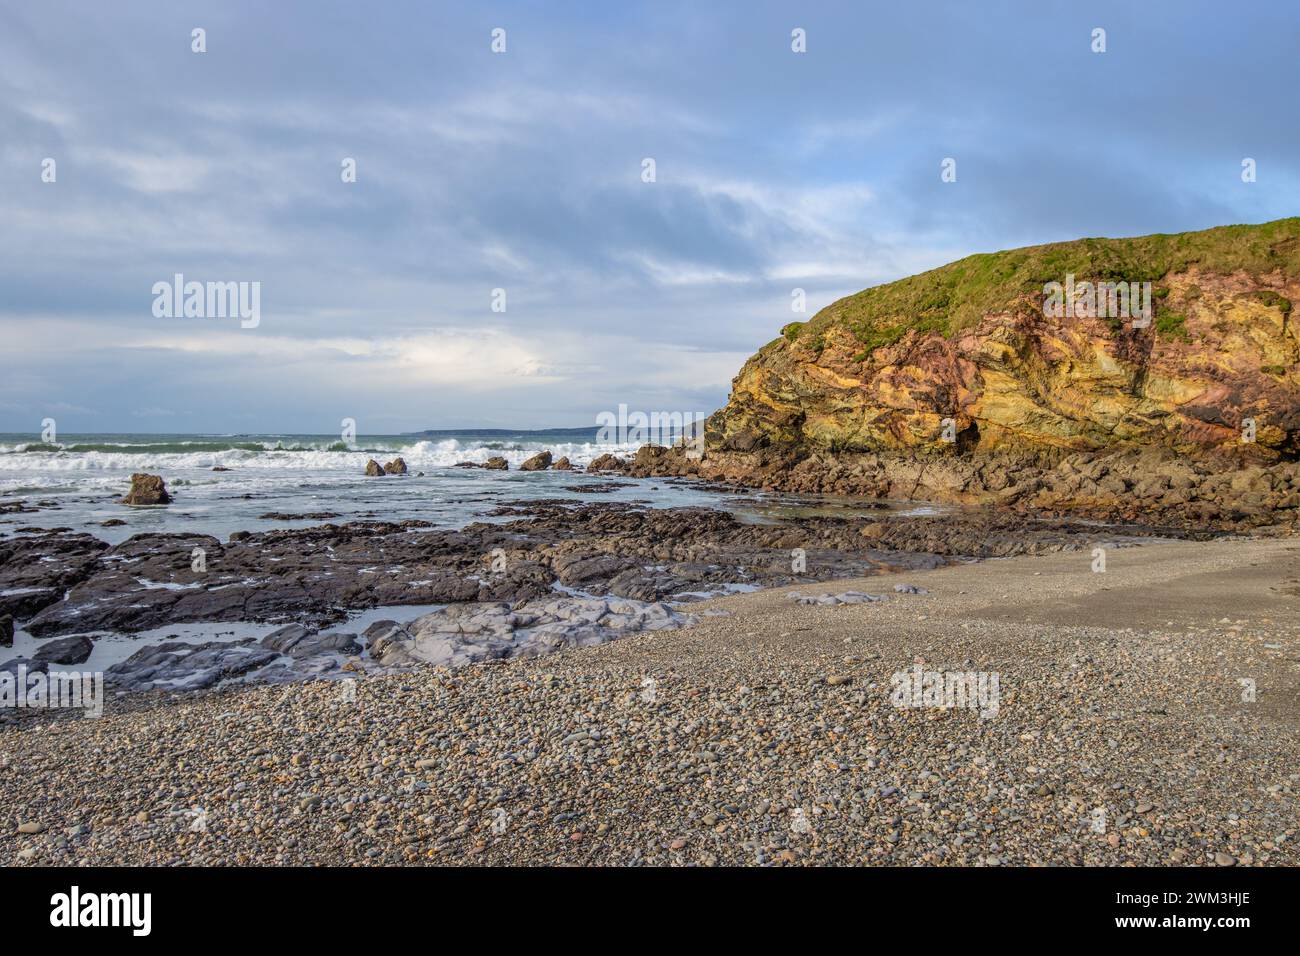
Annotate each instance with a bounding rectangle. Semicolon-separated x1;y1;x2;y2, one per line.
710;228;1299;461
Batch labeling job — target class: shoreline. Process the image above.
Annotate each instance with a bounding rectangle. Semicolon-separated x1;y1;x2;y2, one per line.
1;492;1205;697
2;534;1296;865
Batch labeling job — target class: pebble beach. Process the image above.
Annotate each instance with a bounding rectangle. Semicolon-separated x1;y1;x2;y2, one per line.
4;536;1296;867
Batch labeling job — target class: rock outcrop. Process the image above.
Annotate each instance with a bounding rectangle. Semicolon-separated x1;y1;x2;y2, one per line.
633;219;1300;523
369;596;696;670
519;451;553;471
710;220;1300;462
120;473;171;506
383;457;407;475
483;456;509;470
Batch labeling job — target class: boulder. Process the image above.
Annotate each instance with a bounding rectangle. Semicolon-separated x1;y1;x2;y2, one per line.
519;451;553;471
588;454;625;472
483;456;509;471
120;473;170;506
0;614;12;648
383;457;408;475
635;445;669;466
33;635;95;665
0;657;47;679
260;625;361;660
553;457;573;471
364;459;384;477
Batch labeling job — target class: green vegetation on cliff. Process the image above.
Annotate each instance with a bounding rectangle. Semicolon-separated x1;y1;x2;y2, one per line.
794;217;1300;353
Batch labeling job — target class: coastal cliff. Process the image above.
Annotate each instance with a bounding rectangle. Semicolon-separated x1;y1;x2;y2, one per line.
711;218;1299;459
631;220;1300;526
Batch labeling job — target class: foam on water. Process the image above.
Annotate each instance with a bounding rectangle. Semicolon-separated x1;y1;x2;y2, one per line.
0;431;949;544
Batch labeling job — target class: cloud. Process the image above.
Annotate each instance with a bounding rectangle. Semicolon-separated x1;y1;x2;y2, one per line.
1;0;1298;431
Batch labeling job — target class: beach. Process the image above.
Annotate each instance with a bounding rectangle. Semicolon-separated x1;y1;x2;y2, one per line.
4;534;1295;866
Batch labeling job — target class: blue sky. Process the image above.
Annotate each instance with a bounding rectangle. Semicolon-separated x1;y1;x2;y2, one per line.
1;0;1297;433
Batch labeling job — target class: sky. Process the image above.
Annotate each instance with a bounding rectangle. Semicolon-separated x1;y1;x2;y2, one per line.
1;0;1298;434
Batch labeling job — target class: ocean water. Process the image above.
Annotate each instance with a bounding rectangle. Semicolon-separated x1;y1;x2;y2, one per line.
0;430;946;543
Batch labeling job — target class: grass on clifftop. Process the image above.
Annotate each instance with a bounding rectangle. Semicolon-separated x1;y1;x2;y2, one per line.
788;217;1300;354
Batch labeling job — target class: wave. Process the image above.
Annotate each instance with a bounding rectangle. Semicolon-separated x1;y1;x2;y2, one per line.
0;437;641;473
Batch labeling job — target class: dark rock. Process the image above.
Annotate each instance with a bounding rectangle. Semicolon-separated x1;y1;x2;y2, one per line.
260;625;361;660
0;614;12;648
105;640;278;692
258;511;340;521
33;635;94;665
588;454;625;471
292;632;361;659
552;551;637;587
363;620;400;641
260;624;313;654
553;457;573;470
484;456;509;470
0;657;47;679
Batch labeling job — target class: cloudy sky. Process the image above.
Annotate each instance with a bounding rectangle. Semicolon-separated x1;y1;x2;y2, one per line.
2;1;1297;434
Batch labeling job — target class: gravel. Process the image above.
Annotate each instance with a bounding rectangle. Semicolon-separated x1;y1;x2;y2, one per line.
1;536;1296;866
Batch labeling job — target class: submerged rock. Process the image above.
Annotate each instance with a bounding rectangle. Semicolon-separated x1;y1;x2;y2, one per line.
120;473;171;506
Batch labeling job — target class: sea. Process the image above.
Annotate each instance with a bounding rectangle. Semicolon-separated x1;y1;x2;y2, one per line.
0;429;946;544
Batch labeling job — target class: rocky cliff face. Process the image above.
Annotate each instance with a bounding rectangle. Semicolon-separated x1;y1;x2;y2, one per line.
709;219;1300;462
618;221;1300;527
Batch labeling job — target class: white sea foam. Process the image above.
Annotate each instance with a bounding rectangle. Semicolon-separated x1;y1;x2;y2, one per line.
0;438;637;474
